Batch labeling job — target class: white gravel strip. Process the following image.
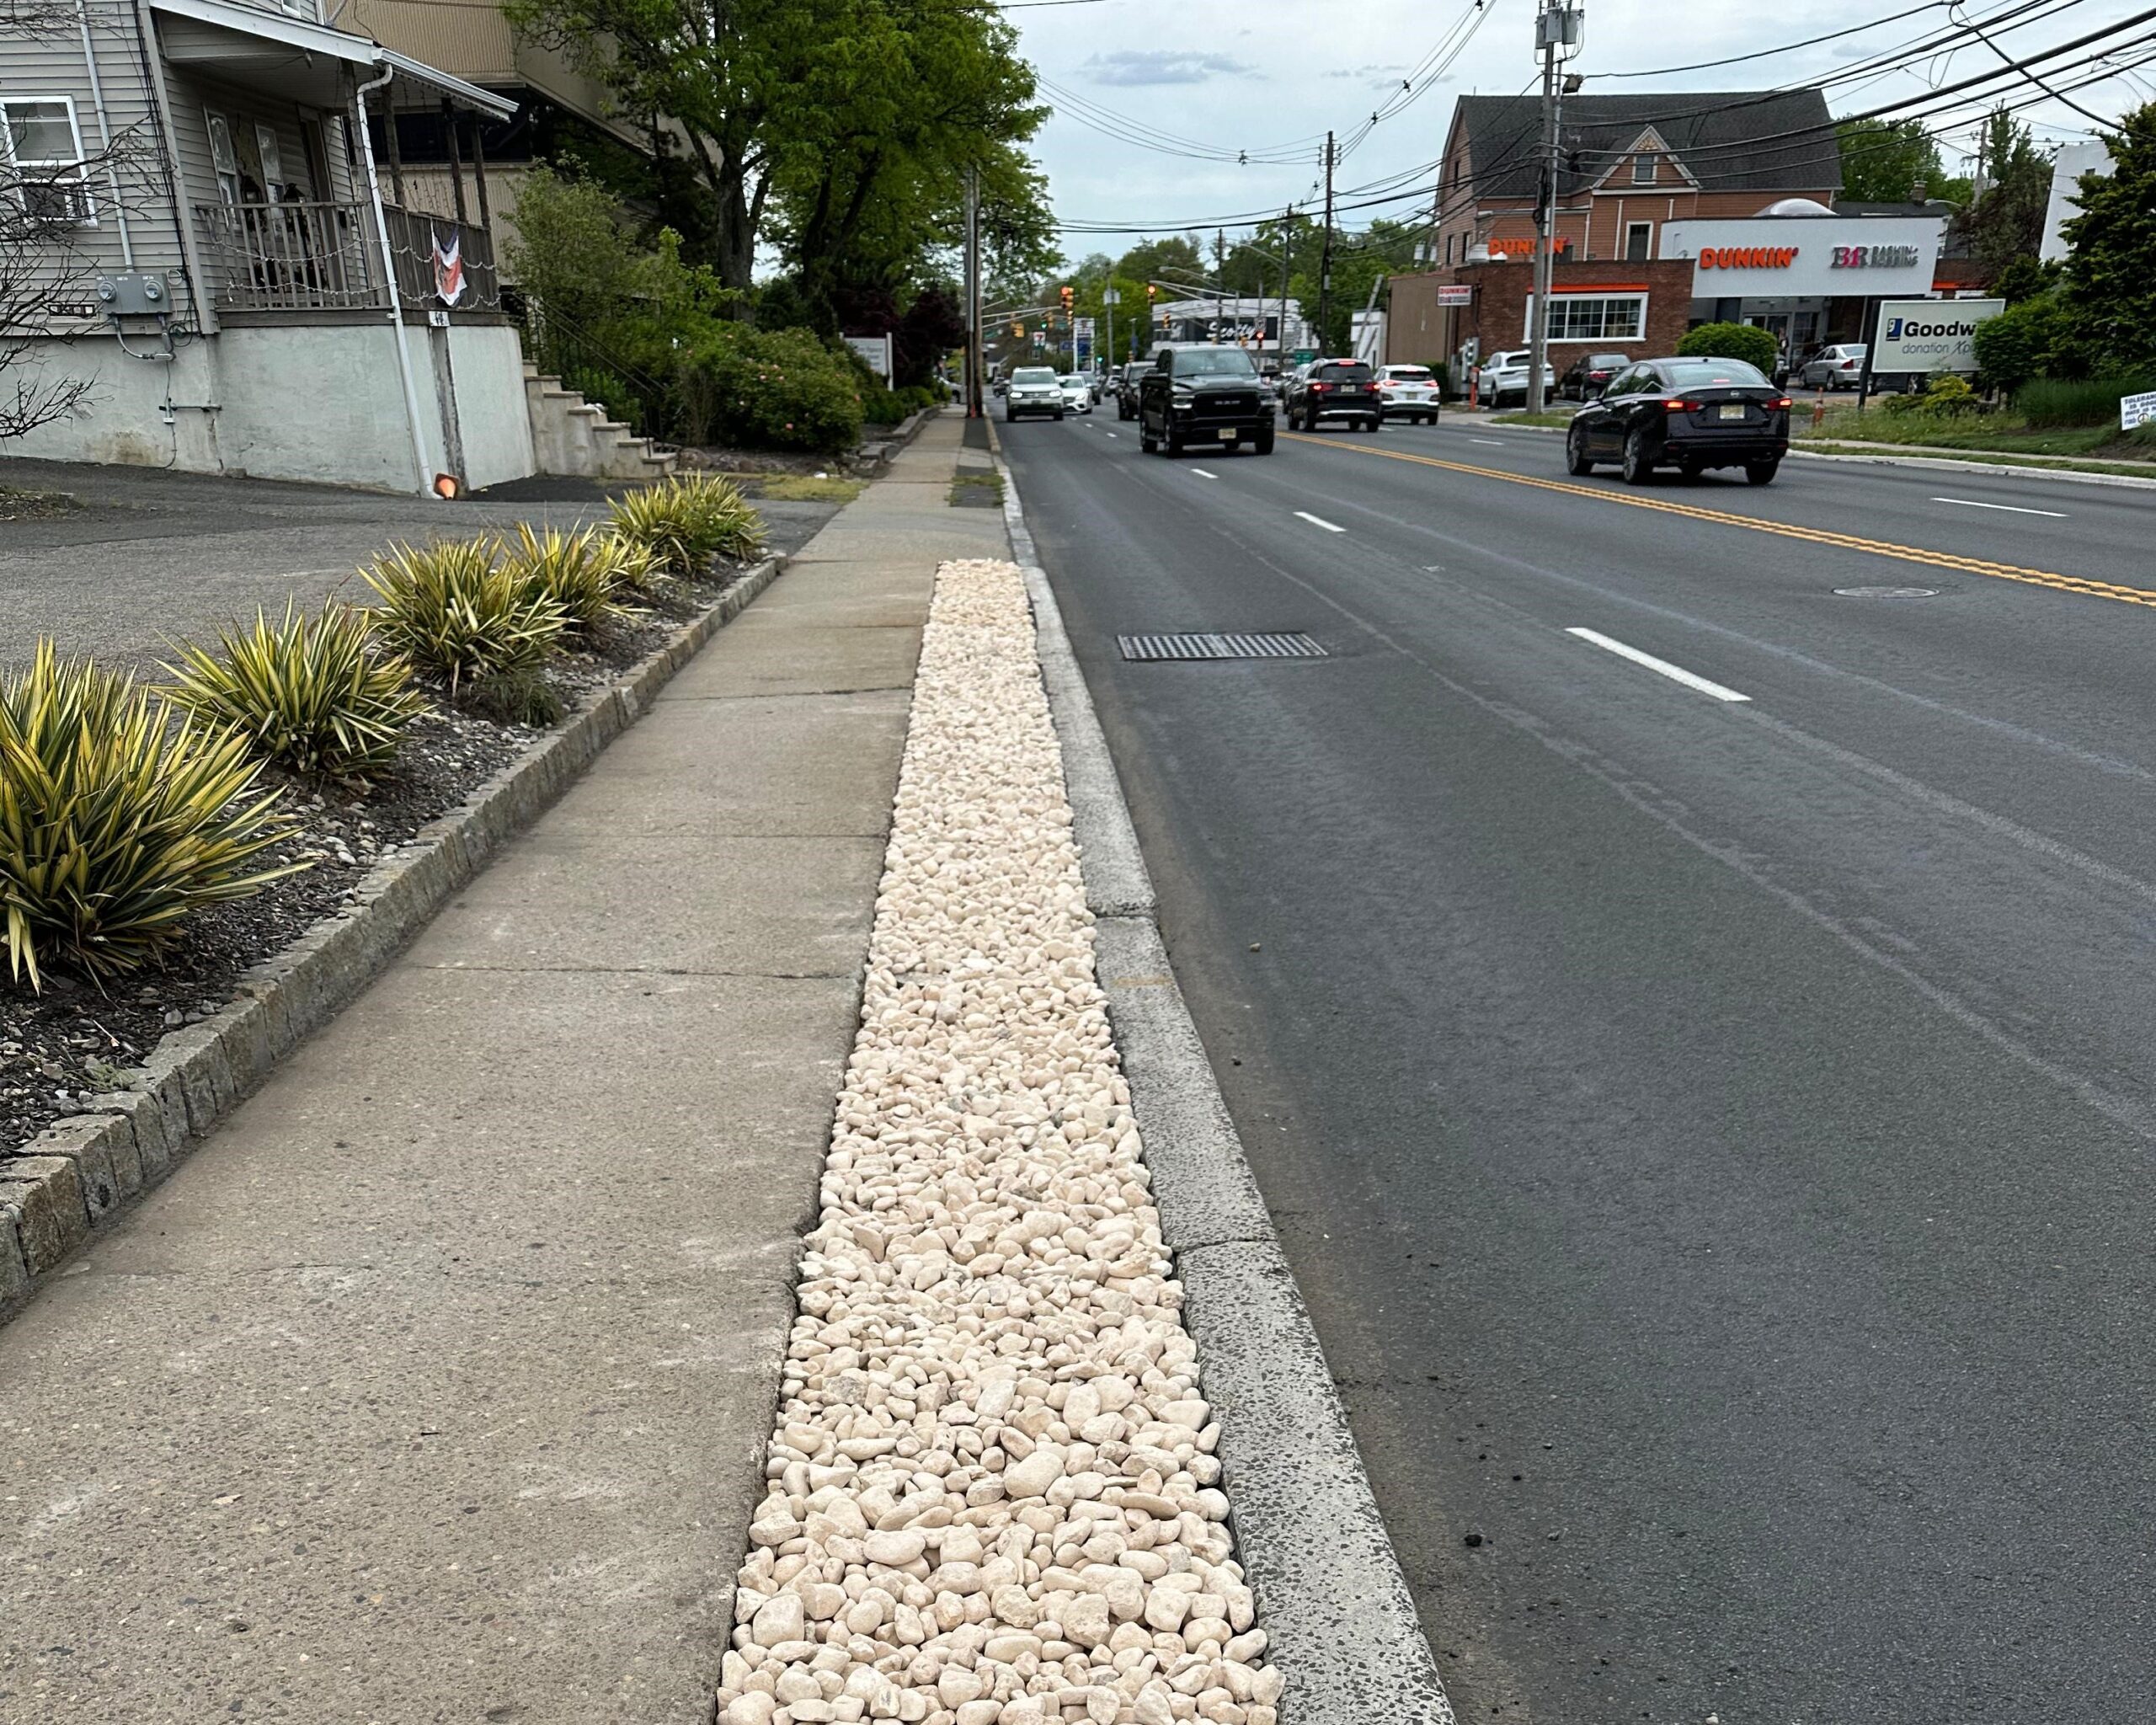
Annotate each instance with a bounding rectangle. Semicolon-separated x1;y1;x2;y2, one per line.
719;558;1281;1725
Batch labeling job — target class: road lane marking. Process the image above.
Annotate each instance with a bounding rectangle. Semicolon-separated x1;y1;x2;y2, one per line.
1294;510;1346;532
1931;496;2068;517
1278;430;2156;611
1566;628;1752;703
1189;467;1219;479
1471;438;1507;446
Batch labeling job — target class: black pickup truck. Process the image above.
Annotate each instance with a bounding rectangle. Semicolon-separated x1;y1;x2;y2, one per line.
1137;345;1275;456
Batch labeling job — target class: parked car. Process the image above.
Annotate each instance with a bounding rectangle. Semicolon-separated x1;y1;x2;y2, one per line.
992;376;1008;398
1059;374;1094;414
1114;360;1150;419
1564;355;1791;485
1476;350;1558;407
1005;366;1065;421
1137;345;1275;456
1284;359;1382;432
1376;364;1441;425
1559;352;1630;402
1796;344;1867;390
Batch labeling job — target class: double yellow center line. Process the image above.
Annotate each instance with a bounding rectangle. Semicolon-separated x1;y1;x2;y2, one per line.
1279;431;2156;611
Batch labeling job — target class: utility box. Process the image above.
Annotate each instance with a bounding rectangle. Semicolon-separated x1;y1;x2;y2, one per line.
95;273;173;317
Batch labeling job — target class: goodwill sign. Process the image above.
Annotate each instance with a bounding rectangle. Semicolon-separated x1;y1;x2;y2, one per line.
1871;298;2005;374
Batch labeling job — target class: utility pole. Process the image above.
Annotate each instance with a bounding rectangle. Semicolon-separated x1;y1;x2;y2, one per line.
1526;0;1582;414
1318;133;1336;356
964;166;982;418
1102;285;1118;380
1277;207;1293;377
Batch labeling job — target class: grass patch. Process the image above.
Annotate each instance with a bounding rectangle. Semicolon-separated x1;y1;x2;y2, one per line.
1487;410;1576;429
1798;441;2156;480
0;485;81;521
948;471;1005;506
755;474;864;504
1796;411;2137;458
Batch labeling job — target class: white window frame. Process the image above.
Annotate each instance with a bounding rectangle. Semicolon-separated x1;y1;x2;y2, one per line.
1625;220;1652;262
1522;291;1649;344
2;95;95;226
205;109;241;205
1631;153;1657;185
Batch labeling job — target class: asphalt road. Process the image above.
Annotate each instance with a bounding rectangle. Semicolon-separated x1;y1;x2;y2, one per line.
1001;407;2156;1722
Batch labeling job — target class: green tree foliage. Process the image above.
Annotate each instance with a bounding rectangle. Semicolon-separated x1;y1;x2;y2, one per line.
1972;294;2064;394
2055;104;2156;377
1959;105;2054;276
1113;237;1205;293
1837;119;1948;203
1677;322;1780;373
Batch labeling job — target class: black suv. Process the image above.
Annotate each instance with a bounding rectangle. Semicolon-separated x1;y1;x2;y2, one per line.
1284;359;1381;432
1137;347;1275;456
1114;360;1150;420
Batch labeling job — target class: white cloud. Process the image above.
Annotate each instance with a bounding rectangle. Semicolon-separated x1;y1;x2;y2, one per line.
1083;50;1257;87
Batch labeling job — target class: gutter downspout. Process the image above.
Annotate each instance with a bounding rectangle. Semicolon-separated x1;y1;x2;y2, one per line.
355;62;433;497
77;0;134;266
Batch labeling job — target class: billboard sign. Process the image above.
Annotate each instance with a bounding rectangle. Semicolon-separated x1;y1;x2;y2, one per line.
2121;389;2156;431
1871;297;2004;374
1435;284;1474;306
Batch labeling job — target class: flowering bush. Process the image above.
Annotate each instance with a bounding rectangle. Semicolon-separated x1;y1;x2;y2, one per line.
678;327;864;454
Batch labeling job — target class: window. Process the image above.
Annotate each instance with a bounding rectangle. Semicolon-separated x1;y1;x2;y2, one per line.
1525;292;1647;343
253;124;285;196
1625;221;1652;262
3;98;93;224
1631;153;1656;184
205;110;241;204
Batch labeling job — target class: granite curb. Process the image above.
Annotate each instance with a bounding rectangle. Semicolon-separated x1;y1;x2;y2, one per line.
991;451;1455;1723
0;553;786;1318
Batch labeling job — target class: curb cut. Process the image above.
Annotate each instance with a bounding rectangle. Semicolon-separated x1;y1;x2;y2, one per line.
0;554;787;1316
993;455;1455;1724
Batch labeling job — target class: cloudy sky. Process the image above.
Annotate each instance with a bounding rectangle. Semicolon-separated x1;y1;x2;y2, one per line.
997;0;2146;255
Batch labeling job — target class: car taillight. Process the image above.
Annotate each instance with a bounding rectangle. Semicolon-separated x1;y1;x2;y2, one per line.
1664;398;1696;412
1310;382;1330;393
1840;359;1857;369
1377;379;1394;388
1771;397;1791;409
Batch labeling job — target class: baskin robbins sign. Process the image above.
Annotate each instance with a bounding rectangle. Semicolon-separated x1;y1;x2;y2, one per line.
1659;215;1945;299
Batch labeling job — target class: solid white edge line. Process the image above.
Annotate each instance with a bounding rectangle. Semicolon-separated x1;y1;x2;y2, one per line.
1930;495;2068;517
1294;510;1346;532
1566;627;1752;703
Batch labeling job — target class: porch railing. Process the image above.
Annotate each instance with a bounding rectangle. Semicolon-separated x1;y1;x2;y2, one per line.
192;199;501;316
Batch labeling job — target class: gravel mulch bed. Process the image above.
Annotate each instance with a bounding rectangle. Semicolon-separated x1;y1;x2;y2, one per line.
1;554;762;1156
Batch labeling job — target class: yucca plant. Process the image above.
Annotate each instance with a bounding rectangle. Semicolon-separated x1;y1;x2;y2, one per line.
606;474;768;577
0;643;298;990
361;538;568;699
593;533;670;597
159;600;426;782
497;523;638;638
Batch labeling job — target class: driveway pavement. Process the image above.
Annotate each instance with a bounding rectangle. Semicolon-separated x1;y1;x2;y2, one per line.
0;457;838;673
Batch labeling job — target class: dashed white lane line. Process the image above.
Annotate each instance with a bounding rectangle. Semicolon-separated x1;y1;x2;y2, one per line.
1931;496;2068;518
1294;510;1346;532
1471;438;1507;446
1189;467;1219;479
1566;627;1752;704
1104;430;1119;438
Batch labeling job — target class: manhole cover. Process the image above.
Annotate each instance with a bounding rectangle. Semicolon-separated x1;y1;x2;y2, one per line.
1118;632;1328;662
1833;585;1940;598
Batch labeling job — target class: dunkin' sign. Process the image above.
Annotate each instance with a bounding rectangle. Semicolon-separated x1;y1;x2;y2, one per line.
1698;246;1798;270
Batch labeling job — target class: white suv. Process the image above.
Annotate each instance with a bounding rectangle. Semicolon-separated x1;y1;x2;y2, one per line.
1005;366;1066;422
1476;350;1558;408
1377;364;1441;424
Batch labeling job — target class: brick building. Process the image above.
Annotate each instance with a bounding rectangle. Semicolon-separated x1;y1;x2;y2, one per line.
1388;258;1695;377
1430;90;1843;269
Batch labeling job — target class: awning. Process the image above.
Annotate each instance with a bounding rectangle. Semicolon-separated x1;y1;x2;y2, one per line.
148;0;517;119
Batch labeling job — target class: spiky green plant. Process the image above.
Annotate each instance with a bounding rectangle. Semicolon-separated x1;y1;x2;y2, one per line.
593;532;670;597
159;601;426;781
606;474;768;576
0;643;298;990
361;538;567;698
497;523;637;637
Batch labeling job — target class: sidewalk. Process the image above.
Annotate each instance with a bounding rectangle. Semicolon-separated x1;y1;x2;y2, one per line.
0;416;1006;1722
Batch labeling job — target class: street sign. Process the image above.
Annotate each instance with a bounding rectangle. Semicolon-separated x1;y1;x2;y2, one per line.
1074;318;1095;339
1870;297;2003;375
1101;288;1120;305
1436;284;1474;307
2122;389;2156;431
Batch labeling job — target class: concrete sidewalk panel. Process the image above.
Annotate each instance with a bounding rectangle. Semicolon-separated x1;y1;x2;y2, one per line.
659;620;923;699
558;691;908;837
424;832;885;975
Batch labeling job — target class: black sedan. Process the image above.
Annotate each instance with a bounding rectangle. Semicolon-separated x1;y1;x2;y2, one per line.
1559;351;1630;402
1565;356;1791;485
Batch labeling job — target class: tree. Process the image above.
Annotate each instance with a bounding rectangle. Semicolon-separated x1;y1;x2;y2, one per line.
1959;104;2053;276
2054;102;2156;377
1837;119;1948;203
1113;237;1205;293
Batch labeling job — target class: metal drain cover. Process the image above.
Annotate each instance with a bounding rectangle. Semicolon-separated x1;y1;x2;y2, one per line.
1118;632;1327;661
1833;585;1940;598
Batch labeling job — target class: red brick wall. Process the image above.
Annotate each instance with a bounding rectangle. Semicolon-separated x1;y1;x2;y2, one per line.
1387;259;1696;373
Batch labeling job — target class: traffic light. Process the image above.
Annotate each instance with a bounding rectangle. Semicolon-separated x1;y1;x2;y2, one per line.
1011;322;1023;339
1059;284;1074;312
1145;283;1157;302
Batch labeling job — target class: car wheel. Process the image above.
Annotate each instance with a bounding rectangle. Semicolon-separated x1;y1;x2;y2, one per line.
1252;427;1276;455
1621;426;1656;485
1365;416;1380;433
1139;428;1158;452
1565;424;1594;476
1745;459;1780;486
1164;429;1183;457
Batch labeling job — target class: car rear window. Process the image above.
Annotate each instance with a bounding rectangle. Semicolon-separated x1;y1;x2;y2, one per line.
1662;359;1769;387
1317;363;1373;381
1386;367;1433;382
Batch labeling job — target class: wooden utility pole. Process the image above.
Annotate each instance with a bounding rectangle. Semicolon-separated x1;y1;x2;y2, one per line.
1317;133;1336;355
964;167;982;418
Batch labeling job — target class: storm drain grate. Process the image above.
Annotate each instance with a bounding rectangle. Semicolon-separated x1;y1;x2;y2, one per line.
1117;632;1328;662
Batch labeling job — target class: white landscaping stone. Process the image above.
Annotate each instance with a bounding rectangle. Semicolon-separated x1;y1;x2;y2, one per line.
718;560;1279;1725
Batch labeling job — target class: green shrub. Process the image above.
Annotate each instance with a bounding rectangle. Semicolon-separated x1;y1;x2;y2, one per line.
0;642;296;988
2015;374;2156;427
607;475;768;576
679;326;866;453
1677;322;1780;375
1881;372;1982;418
1973;296;2065;395
860;383;909;426
160;601;425;782
498;524;636;638
361;539;568;698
